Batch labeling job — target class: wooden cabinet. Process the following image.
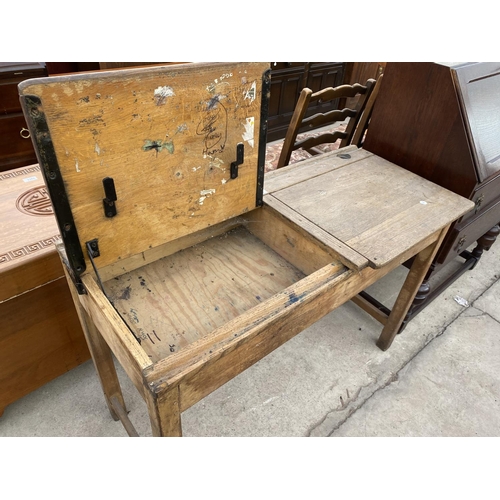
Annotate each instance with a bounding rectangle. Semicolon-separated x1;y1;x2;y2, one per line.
0;63;48;172
267;62;345;142
363;62;500;322
0;164;89;415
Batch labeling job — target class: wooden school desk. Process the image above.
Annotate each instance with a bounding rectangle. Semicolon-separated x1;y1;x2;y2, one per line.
18;62;473;436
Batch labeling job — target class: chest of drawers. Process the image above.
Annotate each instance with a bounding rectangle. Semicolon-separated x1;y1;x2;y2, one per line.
0;63;48;172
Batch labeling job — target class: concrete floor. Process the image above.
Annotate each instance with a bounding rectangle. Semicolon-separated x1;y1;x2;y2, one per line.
1;240;499;438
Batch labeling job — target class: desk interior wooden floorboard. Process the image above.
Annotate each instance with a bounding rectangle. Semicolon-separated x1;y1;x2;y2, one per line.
104;226;306;362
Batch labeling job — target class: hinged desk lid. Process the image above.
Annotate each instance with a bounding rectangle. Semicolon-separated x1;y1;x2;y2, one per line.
19;62;270;276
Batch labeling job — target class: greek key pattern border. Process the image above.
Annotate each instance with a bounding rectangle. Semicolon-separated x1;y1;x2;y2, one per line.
0;165;40;181
0;234;60;265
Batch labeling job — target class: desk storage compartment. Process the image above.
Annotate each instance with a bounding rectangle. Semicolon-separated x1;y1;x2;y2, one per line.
99;209;346;364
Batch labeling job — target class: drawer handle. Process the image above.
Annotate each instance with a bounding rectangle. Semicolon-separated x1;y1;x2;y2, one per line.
457;236;467;252
475;193;485;213
20;127;31;139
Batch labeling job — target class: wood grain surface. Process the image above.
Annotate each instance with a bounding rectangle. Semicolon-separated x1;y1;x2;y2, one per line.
19;62;270;271
104;226;306;362
0;164;61;299
268;151;475;268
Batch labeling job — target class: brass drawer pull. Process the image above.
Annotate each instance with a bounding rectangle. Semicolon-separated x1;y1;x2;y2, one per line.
475;193;485;213
20;127;31;139
457;236;467;252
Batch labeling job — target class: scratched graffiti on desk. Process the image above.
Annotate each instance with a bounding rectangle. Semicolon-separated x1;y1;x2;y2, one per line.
196;94;228;156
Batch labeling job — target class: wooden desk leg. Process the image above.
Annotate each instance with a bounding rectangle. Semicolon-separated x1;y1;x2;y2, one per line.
146;386;182;437
376;225;450;351
80;309;128;422
63;266;127;422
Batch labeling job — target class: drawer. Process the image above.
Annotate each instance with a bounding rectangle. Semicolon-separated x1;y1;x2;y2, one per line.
464;173;500;223
0;63;47;115
437;197;500;265
0;114;37;171
0;81;23;115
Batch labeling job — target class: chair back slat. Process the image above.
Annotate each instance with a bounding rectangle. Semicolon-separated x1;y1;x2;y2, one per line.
277;77;380;169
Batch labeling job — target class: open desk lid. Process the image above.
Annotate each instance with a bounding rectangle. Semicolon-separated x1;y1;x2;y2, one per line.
19;62;270;279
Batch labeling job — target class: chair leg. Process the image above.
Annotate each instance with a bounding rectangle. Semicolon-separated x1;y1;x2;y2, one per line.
146;386;182;437
376;225;450;351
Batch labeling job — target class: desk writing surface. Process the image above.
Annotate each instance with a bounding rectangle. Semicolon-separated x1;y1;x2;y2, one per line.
264;148;475;269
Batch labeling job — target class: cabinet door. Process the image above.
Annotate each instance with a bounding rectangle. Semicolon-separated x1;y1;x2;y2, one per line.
267;62;345;142
267;63;307;142
304;62;345;117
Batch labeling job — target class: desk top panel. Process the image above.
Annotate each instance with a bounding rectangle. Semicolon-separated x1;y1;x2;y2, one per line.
19;62;270;272
266;149;475;268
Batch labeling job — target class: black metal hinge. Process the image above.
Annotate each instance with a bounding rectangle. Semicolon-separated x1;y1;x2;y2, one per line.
20;94;87;286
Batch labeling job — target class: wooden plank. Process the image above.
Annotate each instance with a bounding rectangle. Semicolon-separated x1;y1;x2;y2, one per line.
104;226;306;362
19;62;270;271
146;386;182;437
264;145;368;194
79;272;153;395
272;155;475;268
243;204;343;275
98;216;244;282
64;261;127;421
263;195;369;270
376;225;451;351
350;294;388;325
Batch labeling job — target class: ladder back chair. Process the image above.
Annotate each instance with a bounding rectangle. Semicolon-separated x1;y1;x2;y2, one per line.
350;73;384;148
277;78;377;169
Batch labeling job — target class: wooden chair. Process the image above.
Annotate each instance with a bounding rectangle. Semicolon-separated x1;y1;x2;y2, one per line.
276;77;379;169
350;73;384;147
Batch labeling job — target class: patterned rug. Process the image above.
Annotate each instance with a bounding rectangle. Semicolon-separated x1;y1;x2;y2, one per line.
264;122;348;172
